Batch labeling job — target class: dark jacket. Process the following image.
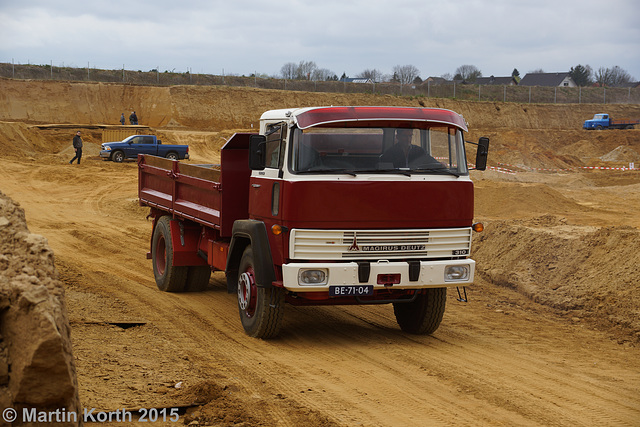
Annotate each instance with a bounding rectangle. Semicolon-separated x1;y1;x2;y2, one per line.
73;135;83;149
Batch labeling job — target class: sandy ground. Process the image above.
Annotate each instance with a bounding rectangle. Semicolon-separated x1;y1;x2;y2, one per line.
1;79;640;425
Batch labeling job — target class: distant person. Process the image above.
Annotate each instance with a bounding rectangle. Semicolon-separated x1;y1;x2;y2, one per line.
69;131;83;165
381;129;434;168
129;111;138;125
120;113;125;125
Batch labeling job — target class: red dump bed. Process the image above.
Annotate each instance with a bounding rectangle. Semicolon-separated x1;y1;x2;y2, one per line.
138;133;252;237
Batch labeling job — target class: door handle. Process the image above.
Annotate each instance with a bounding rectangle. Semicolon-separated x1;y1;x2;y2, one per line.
252;184;261;188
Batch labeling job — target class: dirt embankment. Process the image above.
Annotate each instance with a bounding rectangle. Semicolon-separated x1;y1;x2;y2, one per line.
1;78;640;426
0;191;80;426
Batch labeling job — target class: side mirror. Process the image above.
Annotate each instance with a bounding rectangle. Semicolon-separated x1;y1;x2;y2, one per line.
157;140;162;144
249;135;267;170
474;137;490;171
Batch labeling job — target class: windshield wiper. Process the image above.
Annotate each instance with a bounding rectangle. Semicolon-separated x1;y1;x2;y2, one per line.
297;168;357;176
355;169;412;176
413;167;462;177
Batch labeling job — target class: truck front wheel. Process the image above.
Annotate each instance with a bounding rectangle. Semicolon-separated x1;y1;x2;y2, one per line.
393;287;447;335
112;150;125;163
152;216;188;292
237;246;284;338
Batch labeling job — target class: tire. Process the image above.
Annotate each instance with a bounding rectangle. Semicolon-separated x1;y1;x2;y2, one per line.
185;265;212;292
596;125;603;130
237;246;284;338
393;288;447;335
112;150;125;163
166;152;178;160
151;216;188;292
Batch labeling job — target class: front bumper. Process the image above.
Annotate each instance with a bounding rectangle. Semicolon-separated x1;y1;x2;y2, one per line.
99;150;111;159
281;259;475;292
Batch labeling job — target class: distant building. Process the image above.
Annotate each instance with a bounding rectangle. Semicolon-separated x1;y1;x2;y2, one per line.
475;75;518;86
519;72;576;87
424;76;449;85
339;77;373;84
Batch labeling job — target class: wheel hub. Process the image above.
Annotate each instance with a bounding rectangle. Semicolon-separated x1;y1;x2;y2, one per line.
238;272;256;315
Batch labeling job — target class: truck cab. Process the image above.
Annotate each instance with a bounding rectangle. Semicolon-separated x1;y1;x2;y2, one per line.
583;113;610;130
234;106;488;336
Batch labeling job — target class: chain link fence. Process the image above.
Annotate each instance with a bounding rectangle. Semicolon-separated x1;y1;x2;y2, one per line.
2;62;638;104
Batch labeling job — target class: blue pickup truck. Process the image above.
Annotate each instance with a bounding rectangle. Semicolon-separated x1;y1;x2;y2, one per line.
100;135;190;162
583;114;639;130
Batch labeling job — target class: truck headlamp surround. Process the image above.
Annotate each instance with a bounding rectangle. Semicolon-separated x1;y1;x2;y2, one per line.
298;269;328;286
444;265;470;282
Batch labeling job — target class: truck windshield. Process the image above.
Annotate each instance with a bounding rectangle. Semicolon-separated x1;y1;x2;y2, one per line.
290;126;469;176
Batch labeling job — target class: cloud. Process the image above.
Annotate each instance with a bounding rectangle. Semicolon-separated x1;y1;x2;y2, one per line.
1;0;638;79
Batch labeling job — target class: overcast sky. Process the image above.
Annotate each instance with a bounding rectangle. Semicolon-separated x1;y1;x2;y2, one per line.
1;0;639;81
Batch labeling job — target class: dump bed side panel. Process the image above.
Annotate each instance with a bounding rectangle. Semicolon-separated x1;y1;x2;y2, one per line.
138;155;223;229
138;133;253;236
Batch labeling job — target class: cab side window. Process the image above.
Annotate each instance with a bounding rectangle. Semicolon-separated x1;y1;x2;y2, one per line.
265;123;287;169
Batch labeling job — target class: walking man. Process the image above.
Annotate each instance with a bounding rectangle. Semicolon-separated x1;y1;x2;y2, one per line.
69;131;83;164
120;113;125;125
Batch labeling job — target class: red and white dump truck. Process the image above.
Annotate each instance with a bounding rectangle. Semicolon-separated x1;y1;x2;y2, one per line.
138;106;489;338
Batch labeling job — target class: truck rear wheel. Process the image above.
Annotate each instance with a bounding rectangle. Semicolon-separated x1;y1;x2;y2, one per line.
185;266;211;292
166;152;178;160
237;246;284;338
152;216;188;292
393;288;446;335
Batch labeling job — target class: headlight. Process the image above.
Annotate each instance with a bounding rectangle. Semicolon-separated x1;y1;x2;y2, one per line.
103;146;111;150
298;269;328;286
444;265;470;281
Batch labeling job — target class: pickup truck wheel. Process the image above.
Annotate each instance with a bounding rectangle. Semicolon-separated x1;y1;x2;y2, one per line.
152;216;188;292
596;125;603;130
185;266;212;292
166;152;178;160
393;288;446;335
112;150;125;163
237;246;284;338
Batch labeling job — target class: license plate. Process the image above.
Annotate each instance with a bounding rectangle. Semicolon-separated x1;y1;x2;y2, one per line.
329;285;374;297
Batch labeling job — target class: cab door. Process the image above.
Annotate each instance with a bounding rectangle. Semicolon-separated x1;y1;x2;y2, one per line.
249;123;286;222
248;123;286;263
128;136;158;157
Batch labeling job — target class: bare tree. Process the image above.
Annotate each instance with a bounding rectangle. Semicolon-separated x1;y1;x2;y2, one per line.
296;61;317;80
357;68;384;82
311;68;334;81
595;66;633;87
280;62;297;79
392;64;420;85
453;65;482;81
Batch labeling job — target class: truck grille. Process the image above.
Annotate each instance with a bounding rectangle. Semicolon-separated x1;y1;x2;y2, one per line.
289;228;472;260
